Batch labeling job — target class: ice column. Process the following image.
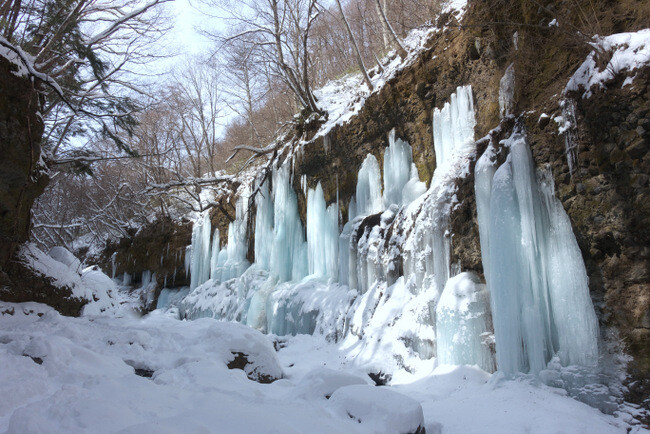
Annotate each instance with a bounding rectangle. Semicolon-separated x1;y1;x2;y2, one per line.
269;164;308;282
436;272;496;372
209;227;220;280
352;154;383;219
474;144;497;284
190;212;212;290
432;85;476;168
254;180;275;270
407;85;475;294
539;168;599;367
383;129;426;208
307;183;339;279
476;126;598;375
220;191;251;281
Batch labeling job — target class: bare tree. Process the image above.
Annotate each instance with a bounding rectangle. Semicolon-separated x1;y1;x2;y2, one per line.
208;0;323;115
334;0;373;91
0;0;173;163
373;0;407;58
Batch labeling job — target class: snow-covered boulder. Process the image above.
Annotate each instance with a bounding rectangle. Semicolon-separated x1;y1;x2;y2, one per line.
207;321;283;383
292;367;370;401
0;243;117;317
47;246;81;272
80;266;118;316
328;384;425;434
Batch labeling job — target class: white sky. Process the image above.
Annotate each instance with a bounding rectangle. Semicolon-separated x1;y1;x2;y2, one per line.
162;0;224;64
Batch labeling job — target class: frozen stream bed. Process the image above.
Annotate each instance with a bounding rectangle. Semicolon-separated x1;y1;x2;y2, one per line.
0;301;636;434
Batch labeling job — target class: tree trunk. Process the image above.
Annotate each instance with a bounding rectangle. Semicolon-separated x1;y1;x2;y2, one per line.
373;0;407;59
335;0;374;91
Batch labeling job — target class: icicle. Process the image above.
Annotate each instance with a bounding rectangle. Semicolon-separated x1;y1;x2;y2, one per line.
189;212;212;290
184;246;191;279
474;143;498;284
538;167;599;367
477;125;598;375
306;183;339;279
269;163;308;282
499;63;515;118
353;154;383;219
254;180;274;270
432;85;476;169
209;227;221;280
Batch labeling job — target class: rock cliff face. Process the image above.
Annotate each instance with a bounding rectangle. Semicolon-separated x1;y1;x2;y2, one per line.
275;1;650;415
99;217;193;289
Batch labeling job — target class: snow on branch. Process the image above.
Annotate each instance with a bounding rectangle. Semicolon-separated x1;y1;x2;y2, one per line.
142;176;238;194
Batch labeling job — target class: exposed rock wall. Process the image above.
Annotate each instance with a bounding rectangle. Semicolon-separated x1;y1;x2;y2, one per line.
99;216;193;288
288;0;650;415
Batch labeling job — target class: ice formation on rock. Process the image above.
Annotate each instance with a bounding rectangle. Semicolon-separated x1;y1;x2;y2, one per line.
475;125;598;375
170;82;598;393
173;85;480;376
219;191;251;281
436;272;495;372
432;85;476;168
306;183;339;279
189;212;212;290
383;130;425;208
349;154;382;220
499;63;515;118
254;180;274;270
269;164;308;282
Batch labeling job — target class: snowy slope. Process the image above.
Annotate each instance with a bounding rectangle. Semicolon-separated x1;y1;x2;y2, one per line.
0;301;637;434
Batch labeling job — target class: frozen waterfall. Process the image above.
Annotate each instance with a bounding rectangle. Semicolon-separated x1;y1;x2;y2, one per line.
189;212;212;290
383;130;426;208
349;154;382;220
436;272;495;373
475;125;598;375
307;183;339;279
432;85;476;168
173;81;600;391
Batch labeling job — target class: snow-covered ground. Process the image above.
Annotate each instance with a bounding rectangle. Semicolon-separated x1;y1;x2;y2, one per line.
0;300;638;434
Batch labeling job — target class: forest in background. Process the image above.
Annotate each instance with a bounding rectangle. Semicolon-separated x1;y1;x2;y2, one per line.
2;0;441;251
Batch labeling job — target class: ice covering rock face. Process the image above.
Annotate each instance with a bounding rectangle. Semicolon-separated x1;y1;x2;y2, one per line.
475;125;599;375
269;164;308;283
307;183;339;279
175;87;479;374
189;213;212;290
349;154;383;221
383;130;426;208
176;87;595;385
432;85;475;168
436;272;495;372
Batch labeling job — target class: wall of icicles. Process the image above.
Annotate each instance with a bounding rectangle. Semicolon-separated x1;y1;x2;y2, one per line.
161;84;599;380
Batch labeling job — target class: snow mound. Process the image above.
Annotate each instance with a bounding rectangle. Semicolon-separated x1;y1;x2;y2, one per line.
209;321;284;383
292;367;370;401
47;246;81;272
328;384;425;434
80;266;118;316
565;29;650;98
15;244;117;316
